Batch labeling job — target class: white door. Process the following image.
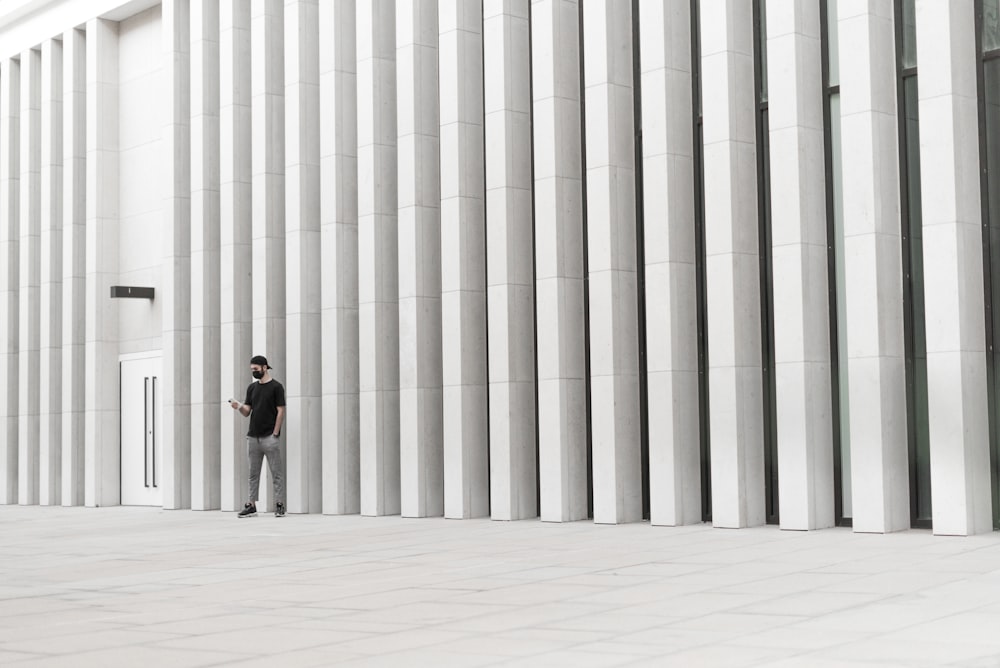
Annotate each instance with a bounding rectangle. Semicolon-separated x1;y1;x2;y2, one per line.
121;354;163;506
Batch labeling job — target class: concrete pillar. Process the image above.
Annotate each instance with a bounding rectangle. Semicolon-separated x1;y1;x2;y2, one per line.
251;0;287;373
397;0;443;518
39;38;63;506
61;28;86;507
285;0;323;514
701;0;765;528
639;0;701;527
20;47;41;506
916;0;991;535
767;0;835;530
251;0;286;509
532;0;587;523
440;0;487;520
357;0;400;517
219;0;253;511
584;0;641;524
319;0;360;515
85;18;120;507
191;0;221;510
838;1;908;533
0;58;19;505
484;0;536;521
161;0;192;510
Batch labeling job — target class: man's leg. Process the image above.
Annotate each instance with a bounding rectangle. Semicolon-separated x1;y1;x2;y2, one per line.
247;437;265;503
263;435;285;507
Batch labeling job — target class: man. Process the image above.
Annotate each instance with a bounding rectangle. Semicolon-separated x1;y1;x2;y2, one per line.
230;355;286;518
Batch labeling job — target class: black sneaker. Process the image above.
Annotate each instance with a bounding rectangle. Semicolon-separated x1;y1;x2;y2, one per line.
275;502;286;518
238;502;257;518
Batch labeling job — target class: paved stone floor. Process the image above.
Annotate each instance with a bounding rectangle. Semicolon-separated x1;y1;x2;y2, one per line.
3;506;1000;667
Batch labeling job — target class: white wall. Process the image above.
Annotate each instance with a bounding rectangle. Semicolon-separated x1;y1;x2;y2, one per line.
0;0;997;535
116;4;162;354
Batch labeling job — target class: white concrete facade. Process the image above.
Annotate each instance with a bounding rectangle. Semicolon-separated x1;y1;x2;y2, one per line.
2;0;999;536
396;0;444;519
584;0;641;525
532;0;587;523
319;0;360;516
249;0;285;511
19;45;41;507
39;36;62;507
1;56;19;505
838;1;909;534
190;0;221;511
84;16;119;508
284;0;322;515
767;0;835;531
218;0;252;512
484;0;536;521
439;0;487;520
915;0;992;536
60;26;85;508
160;0;192;511
357;0;400;517
701;0;765;529
640;0;701;527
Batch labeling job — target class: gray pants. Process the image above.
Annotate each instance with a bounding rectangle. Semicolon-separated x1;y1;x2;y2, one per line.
248;434;285;505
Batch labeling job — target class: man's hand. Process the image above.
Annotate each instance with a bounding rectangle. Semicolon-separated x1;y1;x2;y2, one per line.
273;405;285;437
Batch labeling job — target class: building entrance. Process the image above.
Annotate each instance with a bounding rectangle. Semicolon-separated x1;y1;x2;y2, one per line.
120;353;163;506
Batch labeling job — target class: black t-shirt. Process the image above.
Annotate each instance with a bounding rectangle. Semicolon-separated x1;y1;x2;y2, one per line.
244;379;286;437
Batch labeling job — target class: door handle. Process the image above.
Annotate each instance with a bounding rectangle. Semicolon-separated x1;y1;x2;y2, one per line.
152;376;157;488
144;376;150;488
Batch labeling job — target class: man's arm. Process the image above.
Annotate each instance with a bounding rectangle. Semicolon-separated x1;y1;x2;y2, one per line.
229;400;251;417
273;406;285;437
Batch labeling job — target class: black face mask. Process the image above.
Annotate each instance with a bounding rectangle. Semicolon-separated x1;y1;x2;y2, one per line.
252;369;264;380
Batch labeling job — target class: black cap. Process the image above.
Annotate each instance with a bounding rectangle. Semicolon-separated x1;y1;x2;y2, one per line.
250;355;270;368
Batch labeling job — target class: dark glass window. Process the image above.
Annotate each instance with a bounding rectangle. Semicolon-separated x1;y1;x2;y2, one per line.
978;0;1000;528
986;57;1000;528
827;0;840;87
985;0;1000;50
903;76;931;524
896;0;931;528
987;69;1000;224
691;0;711;522
753;0;778;525
631;0;650;520
822;0;851;523
901;0;918;68
758;0;768;102
577;0;594;519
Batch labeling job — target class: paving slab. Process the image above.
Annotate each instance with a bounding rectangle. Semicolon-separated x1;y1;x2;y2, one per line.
3;505;1000;666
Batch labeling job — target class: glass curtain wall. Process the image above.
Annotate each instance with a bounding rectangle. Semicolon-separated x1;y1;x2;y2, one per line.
692;0;711;522
753;0;779;525
577;0;594;519
978;0;1000;529
526;3;541;517
632;0;651;519
895;0;932;528
821;0;852;523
